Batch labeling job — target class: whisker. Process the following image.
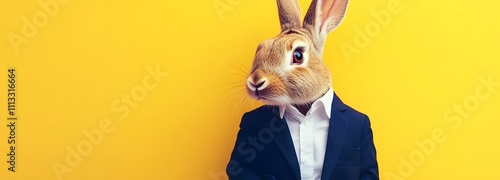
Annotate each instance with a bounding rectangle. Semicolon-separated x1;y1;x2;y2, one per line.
218;83;245;97
236;59;251;72
229;62;251;77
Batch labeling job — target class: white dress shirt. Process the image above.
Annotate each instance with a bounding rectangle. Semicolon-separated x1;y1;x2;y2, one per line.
279;88;334;180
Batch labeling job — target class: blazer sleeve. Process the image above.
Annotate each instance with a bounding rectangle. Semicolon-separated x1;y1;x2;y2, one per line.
360;115;379;180
227;113;271;180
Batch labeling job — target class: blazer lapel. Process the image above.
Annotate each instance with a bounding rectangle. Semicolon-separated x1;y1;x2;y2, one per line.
270;107;301;180
321;94;350;180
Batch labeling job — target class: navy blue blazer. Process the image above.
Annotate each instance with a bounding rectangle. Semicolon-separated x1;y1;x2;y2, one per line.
227;94;378;180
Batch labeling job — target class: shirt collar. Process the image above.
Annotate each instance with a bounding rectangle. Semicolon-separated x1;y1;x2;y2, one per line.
279;87;334;119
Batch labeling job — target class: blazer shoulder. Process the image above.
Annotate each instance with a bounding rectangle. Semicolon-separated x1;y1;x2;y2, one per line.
343;104;369;120
336;97;371;127
338;103;373;137
239;105;279;129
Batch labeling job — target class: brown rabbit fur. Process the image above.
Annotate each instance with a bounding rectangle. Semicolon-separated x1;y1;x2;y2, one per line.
246;0;349;109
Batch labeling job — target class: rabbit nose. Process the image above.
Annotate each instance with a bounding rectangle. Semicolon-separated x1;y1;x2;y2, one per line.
247;77;268;91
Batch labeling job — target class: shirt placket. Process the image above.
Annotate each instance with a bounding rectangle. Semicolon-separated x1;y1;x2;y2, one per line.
299;117;314;180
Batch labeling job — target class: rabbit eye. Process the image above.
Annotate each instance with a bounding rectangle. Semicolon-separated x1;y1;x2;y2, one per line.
292;51;303;65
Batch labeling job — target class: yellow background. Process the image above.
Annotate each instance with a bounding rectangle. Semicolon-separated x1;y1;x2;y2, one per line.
1;0;499;179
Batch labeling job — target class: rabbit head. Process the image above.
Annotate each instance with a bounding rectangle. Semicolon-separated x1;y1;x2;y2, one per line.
246;0;349;106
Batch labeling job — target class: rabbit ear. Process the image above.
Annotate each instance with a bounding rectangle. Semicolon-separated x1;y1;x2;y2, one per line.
276;0;302;31
303;0;348;49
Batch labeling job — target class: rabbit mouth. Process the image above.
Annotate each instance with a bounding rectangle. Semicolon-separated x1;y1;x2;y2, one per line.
248;90;290;105
249;90;267;100
248;89;271;101
257;96;267;100
246;76;290;105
